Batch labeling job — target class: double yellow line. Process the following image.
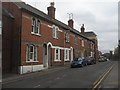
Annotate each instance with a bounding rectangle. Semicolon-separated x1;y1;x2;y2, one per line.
91;64;114;90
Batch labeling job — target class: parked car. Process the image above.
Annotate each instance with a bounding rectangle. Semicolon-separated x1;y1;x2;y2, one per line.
71;57;87;68
98;56;107;62
86;57;96;65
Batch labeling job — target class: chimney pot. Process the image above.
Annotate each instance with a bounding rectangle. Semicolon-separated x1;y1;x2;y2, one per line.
81;24;85;33
68;19;74;28
47;2;56;19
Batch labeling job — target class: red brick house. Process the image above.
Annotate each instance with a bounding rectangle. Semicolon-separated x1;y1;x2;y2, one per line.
2;2;97;74
80;24;99;60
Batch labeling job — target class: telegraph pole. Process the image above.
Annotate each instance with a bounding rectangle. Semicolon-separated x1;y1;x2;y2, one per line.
118;40;120;60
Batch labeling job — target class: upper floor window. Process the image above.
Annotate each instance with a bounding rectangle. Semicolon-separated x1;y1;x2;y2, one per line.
26;44;38;62
91;42;94;50
65;32;70;43
31;17;40;35
75;36;78;44
52;25;59;39
82;40;84;47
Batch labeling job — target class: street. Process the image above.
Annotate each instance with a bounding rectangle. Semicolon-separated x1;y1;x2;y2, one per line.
2;61;118;88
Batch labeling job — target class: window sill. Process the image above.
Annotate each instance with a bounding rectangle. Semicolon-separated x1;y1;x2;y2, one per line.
53;37;58;40
66;41;70;43
64;59;70;61
54;60;61;62
26;61;39;63
31;32;41;37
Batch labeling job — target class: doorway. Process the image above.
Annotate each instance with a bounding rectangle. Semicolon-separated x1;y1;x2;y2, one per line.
43;44;47;67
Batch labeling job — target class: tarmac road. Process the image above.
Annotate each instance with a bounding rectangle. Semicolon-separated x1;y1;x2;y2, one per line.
2;60;117;88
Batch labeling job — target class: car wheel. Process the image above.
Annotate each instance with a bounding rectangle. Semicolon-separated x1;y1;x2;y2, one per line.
81;64;83;67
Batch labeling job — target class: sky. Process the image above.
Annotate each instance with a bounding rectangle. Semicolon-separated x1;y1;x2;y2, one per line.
20;0;118;53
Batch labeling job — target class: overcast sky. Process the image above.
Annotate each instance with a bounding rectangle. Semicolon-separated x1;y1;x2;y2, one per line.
22;0;119;53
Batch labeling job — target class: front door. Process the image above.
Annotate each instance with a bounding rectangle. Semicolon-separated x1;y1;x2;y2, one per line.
43;44;48;67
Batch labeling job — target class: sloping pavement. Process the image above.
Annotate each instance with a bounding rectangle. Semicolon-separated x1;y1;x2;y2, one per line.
2;65;70;85
99;61;119;88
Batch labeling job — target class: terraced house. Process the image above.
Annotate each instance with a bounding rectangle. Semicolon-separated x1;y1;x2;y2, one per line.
2;2;98;74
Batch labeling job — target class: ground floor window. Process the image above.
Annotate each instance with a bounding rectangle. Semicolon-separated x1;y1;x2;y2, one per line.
54;48;61;61
26;44;38;62
64;49;69;61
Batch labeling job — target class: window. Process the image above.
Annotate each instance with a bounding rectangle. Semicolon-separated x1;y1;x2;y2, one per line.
75;36;78;44
64;49;69;61
65;32;70;43
31;17;40;35
26;44;38;62
54;48;60;61
52;25;59;39
82;40;84;47
91;42;93;49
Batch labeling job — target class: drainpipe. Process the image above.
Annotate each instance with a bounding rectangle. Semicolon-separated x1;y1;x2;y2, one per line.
19;9;22;74
63;32;65;66
46;44;49;68
71;47;73;62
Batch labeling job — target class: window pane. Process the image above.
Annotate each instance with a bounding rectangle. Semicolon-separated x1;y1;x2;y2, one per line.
56;54;58;60
35;26;38;33
53;26;56;38
34;47;37;61
30;46;34;52
55;49;60;60
30;53;33;59
32;18;35;25
56;27;58;38
56;49;58;53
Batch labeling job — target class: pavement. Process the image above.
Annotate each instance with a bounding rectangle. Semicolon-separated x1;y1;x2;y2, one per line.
1;61;119;88
99;61;119;88
2;64;70;85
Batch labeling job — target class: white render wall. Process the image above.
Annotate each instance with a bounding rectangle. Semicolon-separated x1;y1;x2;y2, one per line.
19;64;46;74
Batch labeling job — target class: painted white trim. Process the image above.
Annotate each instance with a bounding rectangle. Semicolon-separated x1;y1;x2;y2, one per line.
19;64;46;74
52;46;71;50
22;14;30;19
26;61;39;63
82;40;84;47
54;48;61;61
47;25;52;28
31;32;41;36
54;60;61;62
64;49;70;61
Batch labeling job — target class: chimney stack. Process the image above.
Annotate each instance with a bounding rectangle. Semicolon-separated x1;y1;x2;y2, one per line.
68;19;74;28
81;24;85;33
47;2;56;19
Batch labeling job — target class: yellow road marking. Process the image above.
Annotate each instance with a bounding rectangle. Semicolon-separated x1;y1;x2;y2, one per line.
92;64;114;90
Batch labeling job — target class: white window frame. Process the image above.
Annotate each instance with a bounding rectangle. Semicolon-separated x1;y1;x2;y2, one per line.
82;40;84;47
91;42;93;49
31;17;40;36
64;49;69;61
75;36;78;44
54;48;61;61
52;25;59;39
26;44;38;62
65;32;70;43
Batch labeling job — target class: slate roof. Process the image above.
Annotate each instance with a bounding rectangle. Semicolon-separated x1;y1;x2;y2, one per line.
83;32;97;37
13;2;93;41
2;8;14;19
